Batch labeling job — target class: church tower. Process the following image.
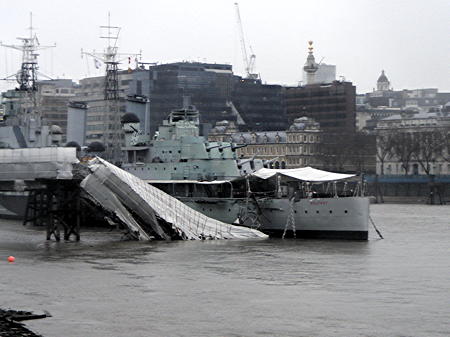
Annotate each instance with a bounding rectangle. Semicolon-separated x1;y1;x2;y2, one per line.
303;41;319;85
377;70;390;91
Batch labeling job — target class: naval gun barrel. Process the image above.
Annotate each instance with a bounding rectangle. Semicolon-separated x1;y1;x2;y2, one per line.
237;156;256;166
231;143;247;152
218;144;233;152
206;144;221;152
238;158;251;165
263;157;279;168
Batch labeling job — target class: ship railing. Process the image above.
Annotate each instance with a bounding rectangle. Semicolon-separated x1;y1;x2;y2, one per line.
242;175;365;200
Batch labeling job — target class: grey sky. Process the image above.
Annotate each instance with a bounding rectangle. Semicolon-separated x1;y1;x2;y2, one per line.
1;0;449;93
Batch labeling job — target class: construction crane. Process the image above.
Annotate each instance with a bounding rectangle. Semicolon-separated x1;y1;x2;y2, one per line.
234;3;259;80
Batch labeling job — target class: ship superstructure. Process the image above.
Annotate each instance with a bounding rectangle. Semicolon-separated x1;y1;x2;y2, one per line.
121;106;263;180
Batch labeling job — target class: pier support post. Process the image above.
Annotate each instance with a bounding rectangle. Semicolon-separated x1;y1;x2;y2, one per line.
46;189;60;241
374;174;384;203
37;182;82;242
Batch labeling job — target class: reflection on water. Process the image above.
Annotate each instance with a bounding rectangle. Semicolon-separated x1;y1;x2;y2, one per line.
1;204;449;337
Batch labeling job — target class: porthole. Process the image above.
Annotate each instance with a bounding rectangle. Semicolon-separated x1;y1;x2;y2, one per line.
304;210;308;214
344;210;348;214
329;210;332;214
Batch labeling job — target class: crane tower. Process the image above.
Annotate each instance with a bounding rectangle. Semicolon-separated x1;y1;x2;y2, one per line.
234;3;259;80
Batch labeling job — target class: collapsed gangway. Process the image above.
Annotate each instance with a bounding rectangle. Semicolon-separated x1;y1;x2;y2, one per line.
81;157;266;240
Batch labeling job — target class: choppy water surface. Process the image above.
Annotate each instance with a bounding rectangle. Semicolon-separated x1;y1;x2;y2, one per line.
0;204;449;337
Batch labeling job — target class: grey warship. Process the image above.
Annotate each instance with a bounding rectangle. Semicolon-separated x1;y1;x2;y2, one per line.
121;106;370;239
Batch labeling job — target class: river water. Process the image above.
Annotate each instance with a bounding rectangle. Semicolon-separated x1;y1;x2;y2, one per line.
0;204;449;337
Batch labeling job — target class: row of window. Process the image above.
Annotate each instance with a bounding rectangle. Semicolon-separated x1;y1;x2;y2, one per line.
239;144;317;156
86;124;104;131
87;116;104;122
287;145;315;155
86;124;121;131
287;134;319;142
384;163;450;175
288;157;305;166
240;146;284;155
43;113;67;119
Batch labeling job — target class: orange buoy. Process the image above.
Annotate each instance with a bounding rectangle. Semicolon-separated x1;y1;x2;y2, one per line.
7;256;15;263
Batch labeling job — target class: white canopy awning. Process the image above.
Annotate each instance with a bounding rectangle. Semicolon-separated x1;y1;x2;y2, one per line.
249;167;355;182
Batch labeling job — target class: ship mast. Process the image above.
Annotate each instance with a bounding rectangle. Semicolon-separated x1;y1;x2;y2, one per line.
1;13;55;116
81;12;141;161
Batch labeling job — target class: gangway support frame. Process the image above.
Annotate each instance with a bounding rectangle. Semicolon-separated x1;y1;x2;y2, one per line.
23;180;82;241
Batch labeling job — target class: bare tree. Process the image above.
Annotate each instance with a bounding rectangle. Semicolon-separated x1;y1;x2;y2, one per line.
375;131;394;175
444;130;450;163
391;132;417;175
412;129;447;176
319;133;352;172
351;133;376;173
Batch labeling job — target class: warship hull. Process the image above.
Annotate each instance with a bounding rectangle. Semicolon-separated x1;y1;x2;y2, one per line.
181;196;369;240
0;192;28;219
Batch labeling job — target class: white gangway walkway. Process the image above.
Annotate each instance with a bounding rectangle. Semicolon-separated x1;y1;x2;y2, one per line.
81;158;267;241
